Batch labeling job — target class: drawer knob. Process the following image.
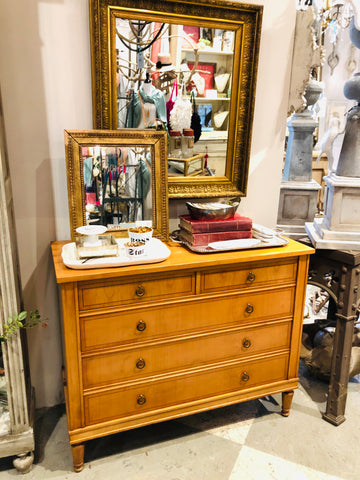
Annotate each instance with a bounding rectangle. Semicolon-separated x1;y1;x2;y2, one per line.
241;372;250;382
247;272;256;283
136;320;147;332
136;358;146;370
245;303;254;314
242;338;251;349
135;285;146;297
137;394;146;405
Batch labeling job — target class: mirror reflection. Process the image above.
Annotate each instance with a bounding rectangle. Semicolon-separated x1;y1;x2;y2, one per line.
115;20;234;177
83;145;152;228
90;0;262;197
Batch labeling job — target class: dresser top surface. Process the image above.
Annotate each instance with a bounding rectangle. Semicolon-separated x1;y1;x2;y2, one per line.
51;239;314;284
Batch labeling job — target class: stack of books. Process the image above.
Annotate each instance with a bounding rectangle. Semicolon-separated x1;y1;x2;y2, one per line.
178;213;253;246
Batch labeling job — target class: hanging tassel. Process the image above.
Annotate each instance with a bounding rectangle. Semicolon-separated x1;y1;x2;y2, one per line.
204;146;209;168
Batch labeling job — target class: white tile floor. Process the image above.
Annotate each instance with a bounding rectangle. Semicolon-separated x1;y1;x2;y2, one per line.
0;364;359;479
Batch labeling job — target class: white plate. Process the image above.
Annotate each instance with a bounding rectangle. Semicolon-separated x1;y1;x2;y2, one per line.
208;238;262;250
61;238;170;269
76;225;107;236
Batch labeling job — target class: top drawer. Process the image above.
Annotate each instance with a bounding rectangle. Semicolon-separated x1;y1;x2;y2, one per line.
78;272;195;311
201;259;297;294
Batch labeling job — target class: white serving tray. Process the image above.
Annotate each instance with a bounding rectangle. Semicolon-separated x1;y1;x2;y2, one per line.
61;238;171;270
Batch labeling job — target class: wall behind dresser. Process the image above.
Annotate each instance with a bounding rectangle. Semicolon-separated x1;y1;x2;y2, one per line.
0;0;296;408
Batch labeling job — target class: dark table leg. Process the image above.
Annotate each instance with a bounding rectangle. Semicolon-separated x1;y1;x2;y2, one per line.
323;313;356;426
302;240;360;426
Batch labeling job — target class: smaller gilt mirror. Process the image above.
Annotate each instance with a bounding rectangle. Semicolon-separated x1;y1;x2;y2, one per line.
64;129;169;241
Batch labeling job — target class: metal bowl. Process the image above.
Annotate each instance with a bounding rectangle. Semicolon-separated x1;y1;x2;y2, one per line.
186;200;240;221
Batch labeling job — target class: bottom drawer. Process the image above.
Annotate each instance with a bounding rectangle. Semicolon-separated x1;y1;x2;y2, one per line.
84;354;288;425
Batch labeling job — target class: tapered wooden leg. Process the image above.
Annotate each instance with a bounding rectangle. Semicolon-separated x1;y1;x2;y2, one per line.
281;390;294;417
71;443;85;472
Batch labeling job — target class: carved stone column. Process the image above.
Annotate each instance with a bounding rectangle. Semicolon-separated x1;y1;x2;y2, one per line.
0;88;34;471
278;80;322;239
278;6;323;239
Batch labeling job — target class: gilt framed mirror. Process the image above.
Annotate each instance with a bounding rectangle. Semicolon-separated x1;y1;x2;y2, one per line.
89;0;262;198
64;129;169;241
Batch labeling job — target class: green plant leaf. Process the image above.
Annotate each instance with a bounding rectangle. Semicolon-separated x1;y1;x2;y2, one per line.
18;311;27;321
1;309;46;342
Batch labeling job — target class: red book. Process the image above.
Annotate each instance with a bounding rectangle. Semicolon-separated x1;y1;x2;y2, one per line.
179;213;252;234
179;228;252;246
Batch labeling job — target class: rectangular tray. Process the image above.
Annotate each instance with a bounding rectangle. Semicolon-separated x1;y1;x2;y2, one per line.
61;238;171;269
175;230;289;253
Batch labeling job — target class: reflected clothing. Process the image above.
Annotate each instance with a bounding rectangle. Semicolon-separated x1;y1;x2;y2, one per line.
137;152;151;199
106;153;117;168
83;157;94;187
126;85;167;129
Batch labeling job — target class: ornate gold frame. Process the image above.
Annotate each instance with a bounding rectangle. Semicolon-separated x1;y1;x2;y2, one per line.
89;0;262;199
64;129;169;241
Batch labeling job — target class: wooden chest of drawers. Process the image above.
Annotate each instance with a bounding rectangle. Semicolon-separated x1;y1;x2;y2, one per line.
51;239;313;472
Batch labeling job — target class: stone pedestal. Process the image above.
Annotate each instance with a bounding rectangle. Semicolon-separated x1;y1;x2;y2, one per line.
278;106;321;239
278;180;321;239
335;104;360;178
305;173;360;249
283;111;317;182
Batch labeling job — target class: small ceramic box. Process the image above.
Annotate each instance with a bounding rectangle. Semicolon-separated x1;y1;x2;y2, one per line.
128;226;153;245
124;241;146;258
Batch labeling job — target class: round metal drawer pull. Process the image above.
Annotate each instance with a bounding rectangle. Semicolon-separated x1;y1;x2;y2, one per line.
245;303;254;314
137;394;146;405
136;358;146;369
136;320;146;332
241;372;250;382
247;272;256;283
135;285;146;297
242;338;251;348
